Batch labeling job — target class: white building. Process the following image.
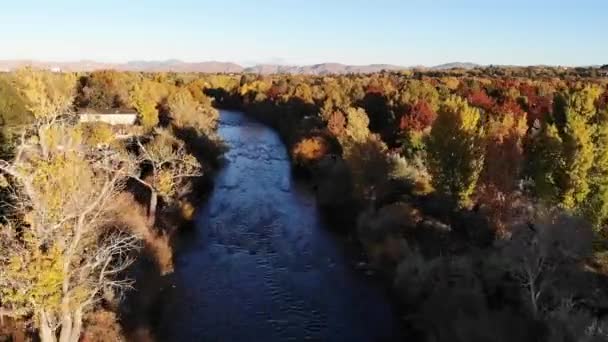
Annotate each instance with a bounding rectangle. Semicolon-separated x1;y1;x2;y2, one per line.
79;112;138;125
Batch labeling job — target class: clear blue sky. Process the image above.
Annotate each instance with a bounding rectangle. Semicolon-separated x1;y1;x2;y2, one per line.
0;0;606;66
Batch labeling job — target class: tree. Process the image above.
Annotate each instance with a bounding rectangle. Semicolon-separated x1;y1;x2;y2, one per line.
399;100;437;133
325;109;346;137
133;130;202;226
503;210;592;317
583;107;608;230
342;107;371;143
552;87;601;209
167;88;219;134
466;89;495;112
292;136;329;166
343;135;394;202
79;70;136;109
129;81;159;130
0;76;32;153
0;124;140;342
292;83;314;104
559;111;595;209
527;123;564;202
12;68;76;121
426;96;485;207
479;107;528;232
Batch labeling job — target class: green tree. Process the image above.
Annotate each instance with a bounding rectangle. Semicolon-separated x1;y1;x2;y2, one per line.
426;96;485;207
527;123;564;202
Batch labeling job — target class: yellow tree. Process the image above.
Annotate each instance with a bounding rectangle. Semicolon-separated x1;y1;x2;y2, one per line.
12;67;76;121
584;102;608;229
128;81;159;130
426;96;485;207
0;124;140;342
556;86;601;209
166;88;218;134
133;130;202;226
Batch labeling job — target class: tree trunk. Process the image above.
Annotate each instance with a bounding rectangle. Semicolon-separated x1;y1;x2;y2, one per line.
529;281;538;317
58;312;72;342
57;308;83;342
69;309;83;342
38;311;56;342
148;190;158;227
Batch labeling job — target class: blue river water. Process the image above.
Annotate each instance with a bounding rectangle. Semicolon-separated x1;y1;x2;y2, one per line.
155;110;401;341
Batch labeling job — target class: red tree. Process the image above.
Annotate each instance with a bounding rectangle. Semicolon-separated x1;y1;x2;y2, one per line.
467;89;495;111
399;100;437;132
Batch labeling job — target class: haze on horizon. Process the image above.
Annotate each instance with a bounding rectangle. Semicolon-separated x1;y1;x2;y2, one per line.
1;0;606;67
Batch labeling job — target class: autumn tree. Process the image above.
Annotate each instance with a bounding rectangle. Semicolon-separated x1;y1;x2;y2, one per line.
398;100;437;159
12;68;76;121
426;96;485;207
559;111;594;209
128;80;162;130
583;106;608;229
555;86;601;209
166;88;219;134
0;76;32;153
343;134;394;202
0;124;140;342
292;83;314;104
133;130;202;226
466;89;495;112
342;107;371;143
325;109;346;137
527;123;564;202
79;70;136;109
337;107;394;202
292;136;329;166
399;100;437;133
479;106;528;231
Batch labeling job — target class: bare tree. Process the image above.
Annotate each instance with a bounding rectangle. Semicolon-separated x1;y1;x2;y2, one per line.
502;208;592;317
0;123;141;342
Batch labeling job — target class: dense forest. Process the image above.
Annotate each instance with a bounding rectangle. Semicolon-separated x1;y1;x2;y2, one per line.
1;66;608;341
203;67;608;341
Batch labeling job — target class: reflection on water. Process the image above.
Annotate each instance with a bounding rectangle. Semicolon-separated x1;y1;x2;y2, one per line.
156;110;401;341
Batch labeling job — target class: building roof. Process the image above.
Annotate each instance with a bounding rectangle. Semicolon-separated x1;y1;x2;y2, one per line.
78;107;138;115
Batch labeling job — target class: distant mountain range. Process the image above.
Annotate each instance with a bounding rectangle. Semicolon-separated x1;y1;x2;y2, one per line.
0;59;483;74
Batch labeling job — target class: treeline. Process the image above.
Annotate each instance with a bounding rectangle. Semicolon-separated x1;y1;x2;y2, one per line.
203;71;608;341
0;68;222;341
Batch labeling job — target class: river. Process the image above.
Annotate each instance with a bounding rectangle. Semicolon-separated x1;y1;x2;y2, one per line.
155;110;401;341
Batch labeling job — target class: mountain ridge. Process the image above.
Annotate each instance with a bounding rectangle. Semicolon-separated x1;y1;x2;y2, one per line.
0;59;484;74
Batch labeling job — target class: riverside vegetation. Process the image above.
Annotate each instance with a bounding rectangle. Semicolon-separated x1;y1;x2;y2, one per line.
205;66;608;341
0;68;224;341
1;65;608;341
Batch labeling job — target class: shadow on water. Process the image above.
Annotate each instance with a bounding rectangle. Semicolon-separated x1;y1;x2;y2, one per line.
152;110;402;341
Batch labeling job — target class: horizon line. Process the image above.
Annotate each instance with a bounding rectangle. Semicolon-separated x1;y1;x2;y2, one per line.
0;58;602;69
